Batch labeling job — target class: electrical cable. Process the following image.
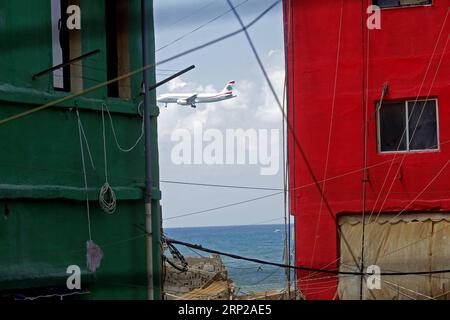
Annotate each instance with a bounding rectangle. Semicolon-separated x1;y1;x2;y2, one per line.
164;191;283;221
280;59;290;297
0;0;281;126
163;256;188;273
368;7;450;226
226;0;360;268
248;269;280;287
360;0;371;299
162;234;188;273
156;0;251;52
0;140;449;194
309;0;344;272
165;0;217;29
18;290;90;301
166;237;450;276
160;180;283;191
373;31;450;225
162;134;449;221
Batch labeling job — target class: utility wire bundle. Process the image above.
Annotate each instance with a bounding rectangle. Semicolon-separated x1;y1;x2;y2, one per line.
162;234;188;273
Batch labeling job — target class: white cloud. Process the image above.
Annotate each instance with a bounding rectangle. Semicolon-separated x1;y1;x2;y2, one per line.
157;49;285;142
254;68;285;123
167;77;187;92
254;49;285;124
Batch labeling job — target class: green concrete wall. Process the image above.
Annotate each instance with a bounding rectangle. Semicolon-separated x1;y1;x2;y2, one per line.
0;0;161;299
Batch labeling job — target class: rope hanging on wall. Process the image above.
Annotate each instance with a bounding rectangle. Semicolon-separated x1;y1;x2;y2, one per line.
99;182;117;214
76;109;104;273
76;109;94;238
99;104;117;214
104;102;144;153
98;102;144;213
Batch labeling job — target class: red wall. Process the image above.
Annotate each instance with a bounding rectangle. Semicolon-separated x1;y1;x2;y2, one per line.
285;0;450;299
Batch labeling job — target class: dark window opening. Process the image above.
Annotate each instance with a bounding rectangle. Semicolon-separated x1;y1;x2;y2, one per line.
408;100;438;151
379;102;407;152
378;99;438;152
373;0;432;8
105;0;130;99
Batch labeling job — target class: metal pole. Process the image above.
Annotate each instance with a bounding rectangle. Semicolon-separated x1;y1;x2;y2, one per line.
148;65;195;92
141;0;154;300
32;49;101;80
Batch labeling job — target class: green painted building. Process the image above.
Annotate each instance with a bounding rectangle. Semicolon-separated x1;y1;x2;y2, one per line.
0;0;162;299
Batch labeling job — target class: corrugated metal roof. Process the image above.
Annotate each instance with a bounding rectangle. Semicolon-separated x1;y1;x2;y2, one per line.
180;281;230;300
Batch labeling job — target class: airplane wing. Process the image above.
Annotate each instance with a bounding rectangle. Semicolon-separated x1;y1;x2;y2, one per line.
185;94;197;105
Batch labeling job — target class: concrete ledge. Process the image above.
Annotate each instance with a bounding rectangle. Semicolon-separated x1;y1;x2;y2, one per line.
0;84;160;117
0;184;164;201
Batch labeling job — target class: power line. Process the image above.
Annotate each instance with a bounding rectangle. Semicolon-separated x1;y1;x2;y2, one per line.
164;191;283;221
161;139;450;221
226;0;360;268
155;0;281;67
166;237;450;276
156;68;182;72
368;7;450;225
156;0;251;52
254;217;284;225
165;0;217;29
0;0;281;126
160;180;283;191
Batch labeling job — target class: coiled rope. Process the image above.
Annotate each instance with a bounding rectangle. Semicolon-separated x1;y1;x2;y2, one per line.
99;104;117;214
98;103;144;214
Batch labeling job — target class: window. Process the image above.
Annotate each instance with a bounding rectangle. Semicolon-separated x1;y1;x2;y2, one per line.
373;0;432;8
105;0;131;99
50;0;82;92
51;0;70;91
377;99;438;153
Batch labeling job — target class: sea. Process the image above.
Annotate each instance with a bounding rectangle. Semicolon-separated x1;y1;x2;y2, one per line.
165;224;294;294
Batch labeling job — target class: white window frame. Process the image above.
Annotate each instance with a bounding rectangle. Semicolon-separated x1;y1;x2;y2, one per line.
377;98;439;154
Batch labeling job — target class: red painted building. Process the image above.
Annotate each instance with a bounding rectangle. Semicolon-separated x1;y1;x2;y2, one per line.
284;0;450;299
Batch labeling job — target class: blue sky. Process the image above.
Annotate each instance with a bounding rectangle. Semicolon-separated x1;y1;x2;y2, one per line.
153;0;287;228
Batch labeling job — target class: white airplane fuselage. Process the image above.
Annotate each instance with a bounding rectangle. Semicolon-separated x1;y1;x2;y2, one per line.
157;92;236;104
157;80;237;108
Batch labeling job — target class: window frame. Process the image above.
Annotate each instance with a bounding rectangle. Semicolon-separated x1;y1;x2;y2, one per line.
51;0;71;91
376;98;440;154
105;0;131;100
50;0;82;93
373;0;433;10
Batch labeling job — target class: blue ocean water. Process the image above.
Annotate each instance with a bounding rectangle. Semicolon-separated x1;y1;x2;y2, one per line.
165;224;294;294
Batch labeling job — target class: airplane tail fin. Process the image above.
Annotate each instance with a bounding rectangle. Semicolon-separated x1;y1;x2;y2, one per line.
221;80;235;94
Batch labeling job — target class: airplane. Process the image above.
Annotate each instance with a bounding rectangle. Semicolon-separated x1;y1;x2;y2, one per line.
157;81;237;108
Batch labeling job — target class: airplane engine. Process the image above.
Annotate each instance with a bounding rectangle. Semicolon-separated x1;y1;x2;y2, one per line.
176;99;189;105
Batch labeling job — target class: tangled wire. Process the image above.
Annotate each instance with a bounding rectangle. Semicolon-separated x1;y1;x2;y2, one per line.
162;235;188;273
